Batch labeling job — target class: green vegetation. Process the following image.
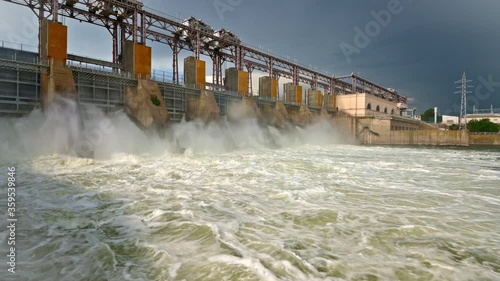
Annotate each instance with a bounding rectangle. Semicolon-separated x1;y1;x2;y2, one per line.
467;119;500;132
420;108;435;123
150;95;161;106
449;124;460;130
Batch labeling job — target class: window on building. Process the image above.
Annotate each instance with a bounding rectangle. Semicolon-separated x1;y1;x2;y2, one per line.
384;107;388;114
367;103;372;110
391;109;395;115
376;105;380;112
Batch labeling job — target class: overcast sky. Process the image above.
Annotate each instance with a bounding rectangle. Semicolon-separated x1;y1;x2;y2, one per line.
1;0;499;114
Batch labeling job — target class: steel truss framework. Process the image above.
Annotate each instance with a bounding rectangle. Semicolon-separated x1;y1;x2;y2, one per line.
3;0;407;104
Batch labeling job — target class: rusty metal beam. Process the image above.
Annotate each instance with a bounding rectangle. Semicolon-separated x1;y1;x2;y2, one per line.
1;0;406;103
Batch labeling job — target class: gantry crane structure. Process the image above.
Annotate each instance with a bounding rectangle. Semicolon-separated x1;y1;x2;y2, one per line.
2;0;407;104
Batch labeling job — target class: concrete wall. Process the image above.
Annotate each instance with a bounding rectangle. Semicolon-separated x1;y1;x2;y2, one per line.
262;101;290;129
307;89;323;108
329;112;466;146
288;105;312;127
44;60;78;107
335;93;365;116
330;112;358;144
364;130;469;146
390;118;421;131
123;41;152;79
324;95;336;110
336;93;398;117
186;90;221;123
124;79;169;131
284;83;302;104
259;76;278;100
184;57;206;89
227;96;263;123
40;19;77;110
469;134;500;145
225;67;249;95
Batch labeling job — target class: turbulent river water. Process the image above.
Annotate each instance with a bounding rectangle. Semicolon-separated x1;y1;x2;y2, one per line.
0;108;499;281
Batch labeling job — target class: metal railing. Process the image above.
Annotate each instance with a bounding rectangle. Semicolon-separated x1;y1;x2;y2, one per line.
0;41;38;53
471;108;500;114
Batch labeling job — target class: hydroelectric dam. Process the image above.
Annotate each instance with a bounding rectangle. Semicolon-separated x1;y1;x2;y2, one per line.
1;2;499;281
0;0;469;147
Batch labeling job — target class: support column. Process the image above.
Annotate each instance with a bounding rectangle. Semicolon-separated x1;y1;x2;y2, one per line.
225;67;249;96
211;52;223;85
123;40;152;79
169;39;180;84
122;41;170;132
184;56;206;90
112;23;119;64
284;82;302;105
246;65;254;96
235;46;240;71
268;58;274;79
194;32;200;60
307;89;323;108
259;76;278;100
352;76;357;94
40;19;77;110
132;10;138;44
292;66;299;85
38;0;48;62
141;12;147;44
219;57;224;85
311;74;318;91
51;0;59;22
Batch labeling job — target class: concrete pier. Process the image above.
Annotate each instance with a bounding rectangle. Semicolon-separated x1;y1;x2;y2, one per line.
40;19;78;110
228;96;263;123
288;105;313;127
259;76;278;100
124;79;169;131
284;83;303;104
225;67;249;96
123;40;152;79
184;57;206;90
306;89;323;108
262;102;291;129
121;41;170;131
186;90;221;123
324;95;336;111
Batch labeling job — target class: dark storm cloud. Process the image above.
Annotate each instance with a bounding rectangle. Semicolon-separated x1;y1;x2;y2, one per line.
1;0;498;113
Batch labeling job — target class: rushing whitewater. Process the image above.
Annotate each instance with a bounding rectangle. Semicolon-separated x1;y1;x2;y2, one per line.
0;105;499;281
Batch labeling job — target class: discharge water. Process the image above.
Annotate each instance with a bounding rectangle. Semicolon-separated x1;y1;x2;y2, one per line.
0;104;499;280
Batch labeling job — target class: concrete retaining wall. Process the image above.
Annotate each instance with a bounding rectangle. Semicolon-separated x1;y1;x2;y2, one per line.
42;59;78;110
469;134;500;145
186;90;221;123
366;130;469;146
124;79;169;131
330;112;358;144
262;102;290;129
228;96;263;123
288;105;313;127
